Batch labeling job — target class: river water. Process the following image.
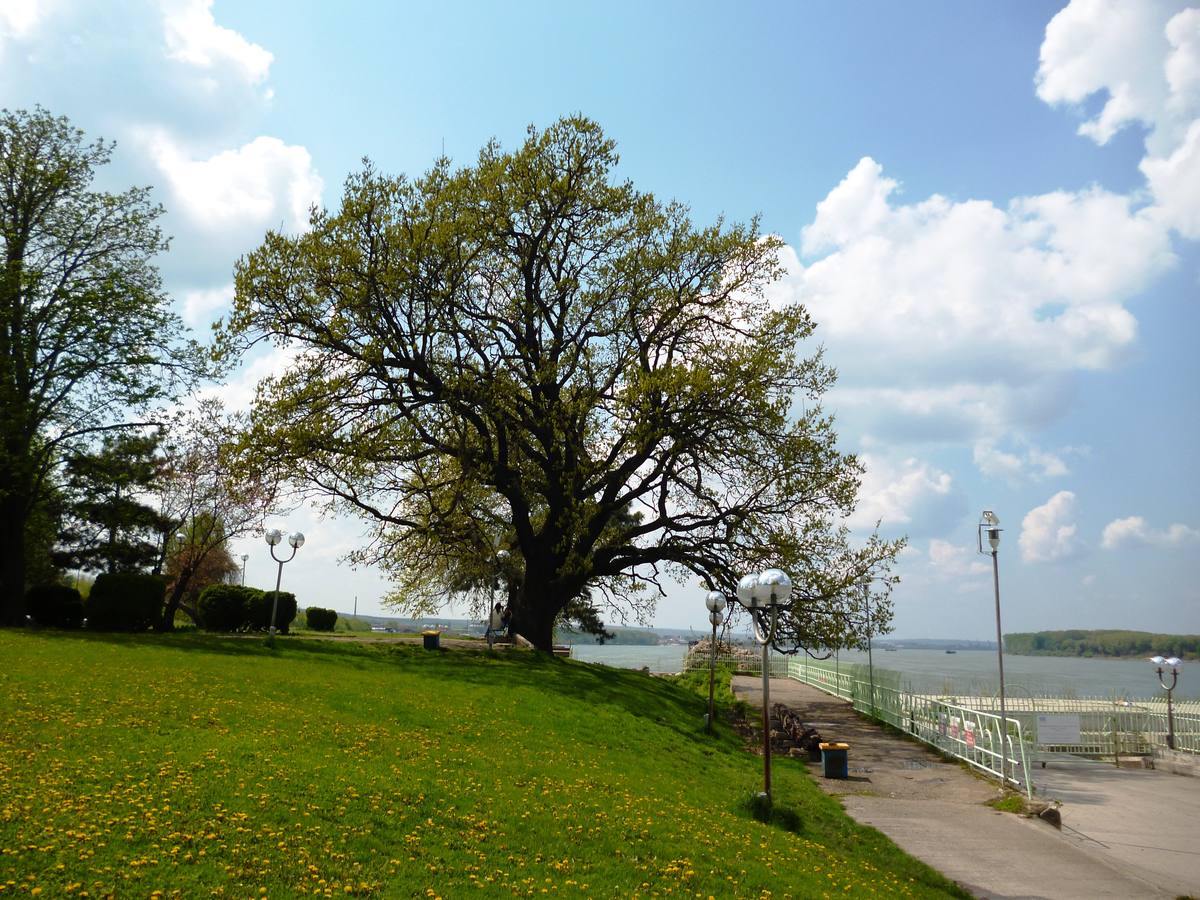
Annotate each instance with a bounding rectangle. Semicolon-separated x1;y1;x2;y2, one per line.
568;644;1198;700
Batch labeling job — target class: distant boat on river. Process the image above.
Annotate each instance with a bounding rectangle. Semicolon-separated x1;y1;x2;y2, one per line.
945;649;957;654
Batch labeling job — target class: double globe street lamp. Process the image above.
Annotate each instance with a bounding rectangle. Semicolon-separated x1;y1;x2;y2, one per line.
733;568;792;802
703;590;728;732
265;528;305;647
1150;655;1183;750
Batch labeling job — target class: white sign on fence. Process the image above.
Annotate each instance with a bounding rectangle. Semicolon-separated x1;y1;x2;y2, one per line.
1037;714;1081;745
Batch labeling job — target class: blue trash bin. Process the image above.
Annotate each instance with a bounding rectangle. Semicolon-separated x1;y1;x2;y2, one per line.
422;630;440;650
820;742;849;779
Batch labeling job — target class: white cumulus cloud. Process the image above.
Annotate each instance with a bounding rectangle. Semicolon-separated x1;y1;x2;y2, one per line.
200;343;304;414
927;539;990;579
1141;119;1200;239
848;455;965;534
973;440;1074;481
1038;1;1200;238
141;131;322;236
1036;0;1184;150
790;1;1199;451
773;159;1173;441
1100;515;1200;549
180;283;234;328
0;0;322;295
161;0;273;88
0;0;48;40
1019;490;1081;563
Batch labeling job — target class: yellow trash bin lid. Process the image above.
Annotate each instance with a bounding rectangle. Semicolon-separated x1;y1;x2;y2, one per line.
422;629;439;636
819;742;849;750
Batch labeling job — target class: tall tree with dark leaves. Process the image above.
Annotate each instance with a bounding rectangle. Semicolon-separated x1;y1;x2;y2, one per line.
0;108;206;624
225;117;902;651
54;431;171;575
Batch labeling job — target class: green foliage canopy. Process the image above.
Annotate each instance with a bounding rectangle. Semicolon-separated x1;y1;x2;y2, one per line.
304;606;337;632
55;431;172;575
224;117;901;651
85;572;166;632
0;107;206;624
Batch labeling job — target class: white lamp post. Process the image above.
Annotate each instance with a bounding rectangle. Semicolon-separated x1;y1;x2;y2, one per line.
265;528;305;647
733;567;792;801
704;590;727;732
859;576;876;717
977;510;1009;785
1150;655;1182;750
240;554;249;586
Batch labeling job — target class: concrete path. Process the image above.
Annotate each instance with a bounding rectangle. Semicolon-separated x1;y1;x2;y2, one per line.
733;676;1198;900
1033;757;1200;897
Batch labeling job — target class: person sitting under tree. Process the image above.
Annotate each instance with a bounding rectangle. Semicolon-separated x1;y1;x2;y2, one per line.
486;602;505;649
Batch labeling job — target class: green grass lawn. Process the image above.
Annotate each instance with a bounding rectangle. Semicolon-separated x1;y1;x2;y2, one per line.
0;631;967;899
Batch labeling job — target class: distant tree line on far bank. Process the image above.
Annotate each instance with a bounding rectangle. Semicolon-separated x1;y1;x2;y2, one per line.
558;625;661;646
1005;630;1198;660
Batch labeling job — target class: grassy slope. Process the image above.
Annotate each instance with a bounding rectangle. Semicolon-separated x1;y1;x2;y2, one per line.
0;632;967;899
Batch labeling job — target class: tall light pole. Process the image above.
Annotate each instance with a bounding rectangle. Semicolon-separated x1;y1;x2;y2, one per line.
978;510;1008;785
734;568;792;802
704;590;727;732
240;554;249;586
265;528;305;647
860;576;876;717
1150;655;1182;750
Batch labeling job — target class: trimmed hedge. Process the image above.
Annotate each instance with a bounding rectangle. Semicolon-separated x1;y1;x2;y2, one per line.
259;591;297;634
197;585;297;633
197;584;260;632
305;606;337;631
86;572;167;631
27;584;85;629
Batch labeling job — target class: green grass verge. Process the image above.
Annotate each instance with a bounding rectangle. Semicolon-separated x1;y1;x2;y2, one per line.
0;631;968;898
984;794;1028;815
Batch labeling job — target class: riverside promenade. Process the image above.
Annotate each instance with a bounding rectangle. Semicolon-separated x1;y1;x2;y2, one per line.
733;676;1200;899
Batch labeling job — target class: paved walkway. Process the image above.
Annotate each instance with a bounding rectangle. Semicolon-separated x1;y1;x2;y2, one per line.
733;676;1199;900
1032;757;1200;896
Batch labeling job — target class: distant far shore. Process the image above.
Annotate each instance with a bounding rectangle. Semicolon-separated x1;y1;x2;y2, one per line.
1005;650;1197;661
1004;629;1197;661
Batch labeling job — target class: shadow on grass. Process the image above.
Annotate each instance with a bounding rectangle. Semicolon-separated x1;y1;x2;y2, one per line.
4;627;381;663
6;628;736;746
377;642;723;742
737;792;805;834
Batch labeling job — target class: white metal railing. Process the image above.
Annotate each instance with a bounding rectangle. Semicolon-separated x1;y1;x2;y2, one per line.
785;658;1034;798
917;694;1199;757
682;648;1197;772
681;647;789;678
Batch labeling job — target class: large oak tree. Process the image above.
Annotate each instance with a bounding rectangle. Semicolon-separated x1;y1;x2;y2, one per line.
0;108;204;624
225;117;900;651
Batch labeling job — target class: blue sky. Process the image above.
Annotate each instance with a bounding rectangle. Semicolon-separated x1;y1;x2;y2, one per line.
2;1;1198;639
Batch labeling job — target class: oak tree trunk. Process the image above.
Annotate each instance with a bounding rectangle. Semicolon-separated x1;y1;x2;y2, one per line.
0;493;29;625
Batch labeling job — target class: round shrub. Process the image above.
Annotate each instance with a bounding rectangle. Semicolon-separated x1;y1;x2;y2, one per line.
197;584;263;632
86;572;167;631
258;591;297;634
305;606;337;631
26;583;84;629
